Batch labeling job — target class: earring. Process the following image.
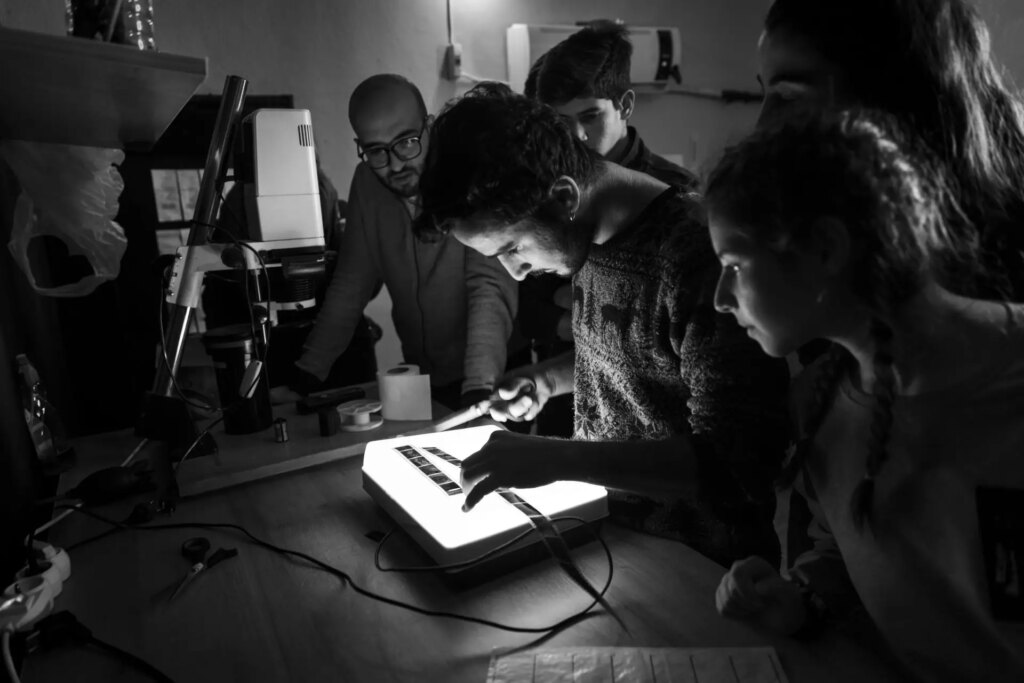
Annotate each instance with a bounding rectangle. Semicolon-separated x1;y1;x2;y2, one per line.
568;209;576;222
815;289;826;304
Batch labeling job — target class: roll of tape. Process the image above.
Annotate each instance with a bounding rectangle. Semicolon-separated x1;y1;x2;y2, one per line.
337;399;383;432
377;364;432;421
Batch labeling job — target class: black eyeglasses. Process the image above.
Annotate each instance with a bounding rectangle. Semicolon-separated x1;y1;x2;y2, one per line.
356;121;427;169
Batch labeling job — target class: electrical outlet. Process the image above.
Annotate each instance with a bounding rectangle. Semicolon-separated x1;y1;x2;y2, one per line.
443;42;462;80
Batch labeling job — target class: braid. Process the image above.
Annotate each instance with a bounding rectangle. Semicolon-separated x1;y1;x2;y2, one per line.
778;344;849;487
850;319;897;531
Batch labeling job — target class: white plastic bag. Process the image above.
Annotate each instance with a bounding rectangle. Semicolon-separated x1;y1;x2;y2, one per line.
2;140;127;297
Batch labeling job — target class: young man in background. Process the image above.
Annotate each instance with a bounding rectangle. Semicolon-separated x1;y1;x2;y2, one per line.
519;22;698;435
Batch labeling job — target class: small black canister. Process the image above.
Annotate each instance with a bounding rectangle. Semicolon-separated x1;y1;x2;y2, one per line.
273;417;289;443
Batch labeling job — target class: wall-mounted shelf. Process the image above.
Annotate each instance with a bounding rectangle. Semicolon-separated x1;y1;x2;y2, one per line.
0;26;207;150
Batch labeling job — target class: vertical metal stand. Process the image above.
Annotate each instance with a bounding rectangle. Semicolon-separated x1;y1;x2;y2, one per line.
134;75;248;507
153;75;248;396
137;74;247;458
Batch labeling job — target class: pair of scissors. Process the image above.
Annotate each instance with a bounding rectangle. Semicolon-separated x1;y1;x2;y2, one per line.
169;537;237;602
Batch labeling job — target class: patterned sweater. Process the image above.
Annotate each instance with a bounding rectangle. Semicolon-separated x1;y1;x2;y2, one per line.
518;127;697;350
572;188;791;566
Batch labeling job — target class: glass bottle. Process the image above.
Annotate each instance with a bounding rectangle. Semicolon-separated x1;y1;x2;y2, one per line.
123;0;156;50
16;354;57;467
16;355;74;474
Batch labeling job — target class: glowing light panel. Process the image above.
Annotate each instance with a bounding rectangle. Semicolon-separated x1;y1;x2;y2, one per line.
362;426;608;566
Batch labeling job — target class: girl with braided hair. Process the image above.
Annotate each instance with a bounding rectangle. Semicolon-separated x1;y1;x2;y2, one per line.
707;109;1024;682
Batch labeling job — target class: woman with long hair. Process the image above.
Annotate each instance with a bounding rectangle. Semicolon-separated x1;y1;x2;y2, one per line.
757;0;1024;301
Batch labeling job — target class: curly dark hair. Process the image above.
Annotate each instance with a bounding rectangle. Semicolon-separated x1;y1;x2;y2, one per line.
533;20;632;107
416;83;596;240
708;109;955;313
523;52;545;100
705;109;961;531
764;0;1024;300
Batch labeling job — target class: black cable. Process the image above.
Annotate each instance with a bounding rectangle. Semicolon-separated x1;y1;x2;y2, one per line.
156;281;220;414
32;611;175;683
31;494;70;506
445;0;453;43
24;518;40;575
192;214;272;373
199;210;273;391
58;505;617;634
156;211;272;441
238;240;273;363
174;415;225;473
375;525;537;573
64;503;156;552
214;195;273;319
374;517;600;574
150;158;272;427
64;526;121;552
85;633;175;683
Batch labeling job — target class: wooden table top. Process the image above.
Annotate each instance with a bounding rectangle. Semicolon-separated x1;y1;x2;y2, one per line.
22;417;907;683
174;382;444;496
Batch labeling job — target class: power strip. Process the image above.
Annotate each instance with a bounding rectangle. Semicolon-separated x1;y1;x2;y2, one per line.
2;543;71;633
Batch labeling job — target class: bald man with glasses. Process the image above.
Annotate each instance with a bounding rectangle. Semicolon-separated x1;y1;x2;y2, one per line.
289;74;518;408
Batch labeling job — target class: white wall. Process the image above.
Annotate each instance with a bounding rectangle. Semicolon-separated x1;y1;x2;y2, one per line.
974;0;1024;86
7;0;1023;184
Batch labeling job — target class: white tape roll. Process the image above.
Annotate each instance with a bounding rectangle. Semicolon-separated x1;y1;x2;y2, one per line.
336;399;384;432
377;364;432;421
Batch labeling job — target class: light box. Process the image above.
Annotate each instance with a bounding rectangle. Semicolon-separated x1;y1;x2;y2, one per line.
362;426;608;567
